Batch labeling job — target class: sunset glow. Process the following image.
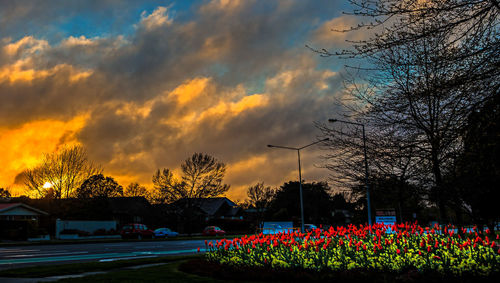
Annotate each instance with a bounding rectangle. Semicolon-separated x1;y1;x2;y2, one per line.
0;0;351;199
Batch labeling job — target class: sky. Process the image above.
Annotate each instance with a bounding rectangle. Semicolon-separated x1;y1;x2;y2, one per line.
0;0;364;201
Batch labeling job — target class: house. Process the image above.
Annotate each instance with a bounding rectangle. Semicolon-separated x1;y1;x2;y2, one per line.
172;197;243;220
0;203;48;221
0;203;48;240
6;197;153;231
106;197;152;226
168;197;246;233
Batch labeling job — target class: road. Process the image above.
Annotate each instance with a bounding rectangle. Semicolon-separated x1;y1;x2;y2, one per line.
0;239;215;270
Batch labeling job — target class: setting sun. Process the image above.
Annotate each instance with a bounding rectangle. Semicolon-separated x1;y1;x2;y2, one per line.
42;182;53;189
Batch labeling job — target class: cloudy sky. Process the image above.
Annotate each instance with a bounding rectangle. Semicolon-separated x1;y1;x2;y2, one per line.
0;0;360;201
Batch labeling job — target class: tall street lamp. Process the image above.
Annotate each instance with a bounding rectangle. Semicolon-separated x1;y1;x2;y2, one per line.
267;138;329;233
328;119;372;226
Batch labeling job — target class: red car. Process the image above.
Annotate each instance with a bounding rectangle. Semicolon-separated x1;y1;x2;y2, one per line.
202;226;226;236
120;223;155;240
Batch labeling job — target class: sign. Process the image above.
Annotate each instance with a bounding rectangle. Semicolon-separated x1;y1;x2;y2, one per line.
375;209;396;216
375;209;396;227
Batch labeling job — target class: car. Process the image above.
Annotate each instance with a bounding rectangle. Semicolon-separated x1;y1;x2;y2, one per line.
202;226;225;236
154;227;179;238
120;223;155;240
304;224;318;232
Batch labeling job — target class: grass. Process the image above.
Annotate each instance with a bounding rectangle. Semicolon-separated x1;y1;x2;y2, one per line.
1;253;498;283
54;261;244;283
50;258;500;283
0;255;200;278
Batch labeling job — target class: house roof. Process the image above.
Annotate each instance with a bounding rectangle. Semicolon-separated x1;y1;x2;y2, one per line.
0;203;48;215
173;197;238;216
106;197;151;215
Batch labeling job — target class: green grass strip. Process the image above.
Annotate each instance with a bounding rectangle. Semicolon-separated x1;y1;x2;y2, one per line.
0;254;201;278
54;261;243;283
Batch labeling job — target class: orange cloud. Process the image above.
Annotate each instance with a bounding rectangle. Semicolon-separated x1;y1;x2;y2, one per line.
169;77;211;104
3;36;48;56
0;115;88;195
0;59;93;84
199;93;269;120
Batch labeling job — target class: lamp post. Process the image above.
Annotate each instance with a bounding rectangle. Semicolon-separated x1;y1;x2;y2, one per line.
267;138;329;233
328;119;372;226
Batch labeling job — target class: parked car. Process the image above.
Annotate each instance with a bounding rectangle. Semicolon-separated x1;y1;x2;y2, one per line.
304;224;318;232
154;228;179;238
202;226;225;236
120;223;154;240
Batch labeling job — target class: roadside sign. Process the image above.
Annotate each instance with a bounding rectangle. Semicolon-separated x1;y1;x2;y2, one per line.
375;209;396;226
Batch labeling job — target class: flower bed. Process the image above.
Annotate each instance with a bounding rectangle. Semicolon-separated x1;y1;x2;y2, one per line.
204;223;500;276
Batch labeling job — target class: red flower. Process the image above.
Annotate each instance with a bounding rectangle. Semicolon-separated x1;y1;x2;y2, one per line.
197;247;200;253
418;251;422;256
396;249;401;254
427;246;431;253
433;256;441;260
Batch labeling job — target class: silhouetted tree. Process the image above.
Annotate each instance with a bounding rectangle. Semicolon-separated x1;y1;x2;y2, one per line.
268;181;335;225
350;174;423;223
76;174;123;199
311;0;499;84
244;183;276;228
0;188;11;199
151;169;184;204
152;153;230;204
454;95;500;230
152;153;230;233
22;145;102;198
124;182;150;199
181;153;230;198
316;0;499;222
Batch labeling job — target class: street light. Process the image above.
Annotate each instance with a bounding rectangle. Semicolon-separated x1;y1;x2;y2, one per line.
267;138;329;233
328;118;372;226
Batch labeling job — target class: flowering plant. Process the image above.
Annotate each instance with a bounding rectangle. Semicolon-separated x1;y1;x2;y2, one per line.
204;223;499;275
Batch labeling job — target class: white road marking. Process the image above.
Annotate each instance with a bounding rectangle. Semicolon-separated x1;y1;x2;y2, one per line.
0;249;40;253
99;255;157;262
5;251;89;258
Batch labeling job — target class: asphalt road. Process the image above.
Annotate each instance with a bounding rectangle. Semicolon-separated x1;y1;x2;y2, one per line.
0;239;215;270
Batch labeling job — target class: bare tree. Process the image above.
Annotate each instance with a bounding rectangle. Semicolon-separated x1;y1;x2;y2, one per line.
152;153;230;233
124;182;150;199
23;146;102;198
315;0;499;222
181;153;230;199
151;169;184;204
151;153;230;204
244;183;275;229
245;183;275;209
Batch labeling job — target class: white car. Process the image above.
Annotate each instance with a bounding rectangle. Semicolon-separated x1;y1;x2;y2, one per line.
154;228;179;238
